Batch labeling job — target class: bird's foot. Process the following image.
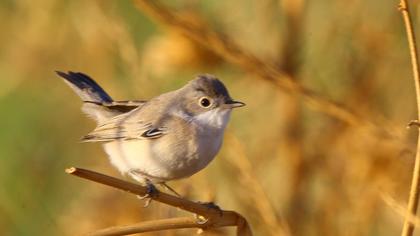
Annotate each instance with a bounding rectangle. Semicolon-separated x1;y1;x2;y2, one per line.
195;215;209;225
194;201;223;224
199;201;222;213
137;183;159;207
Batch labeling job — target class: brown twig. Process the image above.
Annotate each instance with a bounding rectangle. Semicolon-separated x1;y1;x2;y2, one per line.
87;217;203;236
399;1;420;236
132;0;404;141
65;167;252;236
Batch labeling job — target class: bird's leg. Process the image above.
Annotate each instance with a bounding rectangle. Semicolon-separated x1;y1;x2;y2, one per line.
128;170;160;207
137;182;159;199
137;180;159;207
159;182;181;197
194;201;223;224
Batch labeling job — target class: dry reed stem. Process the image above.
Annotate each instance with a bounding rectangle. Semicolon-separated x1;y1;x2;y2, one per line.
399;1;420;236
87;217;203;236
66;167;252;236
132;0;402;140
277;1;306;232
383;194;420;228
226;133;291;236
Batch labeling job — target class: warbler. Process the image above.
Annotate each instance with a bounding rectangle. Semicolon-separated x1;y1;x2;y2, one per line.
57;71;244;197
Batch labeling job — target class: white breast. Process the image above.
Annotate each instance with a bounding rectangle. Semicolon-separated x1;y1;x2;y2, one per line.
192;108;232;130
104;139;165;176
103;140;152;174
184;108;231;173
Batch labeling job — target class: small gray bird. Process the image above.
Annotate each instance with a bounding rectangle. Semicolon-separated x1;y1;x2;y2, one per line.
57;71;244;197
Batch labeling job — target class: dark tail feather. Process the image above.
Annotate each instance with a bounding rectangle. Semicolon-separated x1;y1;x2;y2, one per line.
55;71;113;103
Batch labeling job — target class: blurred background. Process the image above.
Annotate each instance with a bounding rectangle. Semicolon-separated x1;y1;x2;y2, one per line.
1;0;420;235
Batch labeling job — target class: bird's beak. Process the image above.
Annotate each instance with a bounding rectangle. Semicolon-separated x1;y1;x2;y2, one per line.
225;99;245;109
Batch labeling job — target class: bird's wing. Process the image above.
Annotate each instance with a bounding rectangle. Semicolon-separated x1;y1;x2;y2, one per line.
81;108;168;142
99;100;147;113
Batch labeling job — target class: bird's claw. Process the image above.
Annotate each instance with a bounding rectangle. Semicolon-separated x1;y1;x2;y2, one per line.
194;214;209;225
137;183;159;207
193;201;223;224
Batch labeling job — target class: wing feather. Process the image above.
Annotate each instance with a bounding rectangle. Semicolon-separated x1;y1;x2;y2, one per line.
81;109;167;142
81;89;178;142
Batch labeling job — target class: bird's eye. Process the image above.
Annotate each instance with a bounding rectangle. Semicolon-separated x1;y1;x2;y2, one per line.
199;97;212;108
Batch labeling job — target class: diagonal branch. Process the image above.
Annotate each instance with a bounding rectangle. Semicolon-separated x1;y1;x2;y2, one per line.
66;167;252;236
382;193;420;229
133;0;402;140
398;1;420;236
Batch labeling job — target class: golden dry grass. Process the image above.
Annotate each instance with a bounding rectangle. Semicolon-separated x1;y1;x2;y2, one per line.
0;0;419;235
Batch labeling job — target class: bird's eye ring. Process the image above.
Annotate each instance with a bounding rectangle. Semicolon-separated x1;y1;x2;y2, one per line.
199;97;212;108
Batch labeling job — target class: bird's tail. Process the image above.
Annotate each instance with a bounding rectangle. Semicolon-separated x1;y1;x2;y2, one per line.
56;71;113;103
56;71;121;124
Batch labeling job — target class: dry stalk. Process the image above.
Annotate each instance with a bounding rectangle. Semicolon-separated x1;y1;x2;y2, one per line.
399;1;420;236
66;167;252;236
132;0;403;140
383;193;420;228
277;1;306;233
87;217;201;236
226;133;291;236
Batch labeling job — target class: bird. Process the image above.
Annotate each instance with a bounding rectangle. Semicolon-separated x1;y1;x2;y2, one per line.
56;71;244;199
